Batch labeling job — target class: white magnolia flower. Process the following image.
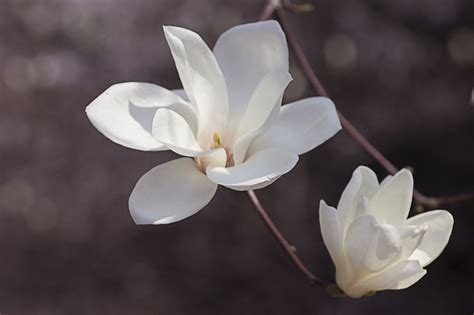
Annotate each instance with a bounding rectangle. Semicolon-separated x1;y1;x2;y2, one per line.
319;166;454;298
86;21;341;225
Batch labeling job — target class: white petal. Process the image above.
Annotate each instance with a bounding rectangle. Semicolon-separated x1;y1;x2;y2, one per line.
234;71;292;139
337;166;379;235
152;108;203;156
370;169;413;225
380;175;393;187
231;71;292;164
196;148;227;171
163;26;228;143
86;82;194;151
319;201;347;277
214;21;288;134
393;266;427;290
348;260;425;297
171;89;189;102
129;158;217;225
206;148;298;191
406;210;454;266
398;224;427;260
232;130;263;167
344;215;402;275
249;97;341;156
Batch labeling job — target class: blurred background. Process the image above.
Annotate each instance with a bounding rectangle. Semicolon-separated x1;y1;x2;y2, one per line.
0;0;473;314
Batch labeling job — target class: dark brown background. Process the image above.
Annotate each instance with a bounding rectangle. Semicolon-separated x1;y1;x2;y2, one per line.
0;0;473;314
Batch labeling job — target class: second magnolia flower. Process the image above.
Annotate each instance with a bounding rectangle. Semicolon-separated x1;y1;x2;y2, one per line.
86;21;341;224
320;166;454;298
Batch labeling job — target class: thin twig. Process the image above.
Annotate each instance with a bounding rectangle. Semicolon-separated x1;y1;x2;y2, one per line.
246;0;472;292
274;6;474;210
275;8;398;176
242;1;326;288
260;0;281;20
246;190;324;287
413;190;474;211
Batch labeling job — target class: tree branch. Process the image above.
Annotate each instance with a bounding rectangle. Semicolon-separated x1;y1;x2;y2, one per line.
246;190;324;287
273;5;474;210
233;0;328;289
245;0;472;291
260;0;282;20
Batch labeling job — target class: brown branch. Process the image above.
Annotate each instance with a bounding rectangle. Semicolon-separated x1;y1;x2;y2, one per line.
275;12;399;175
260;0;281;20
273;5;474;210
246;190;324;287
246;0;472;292
275;8;398;176
246;0;327;289
413;191;474;211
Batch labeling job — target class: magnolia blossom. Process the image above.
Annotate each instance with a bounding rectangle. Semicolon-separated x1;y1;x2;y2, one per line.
319;166;454;298
86;21;341;224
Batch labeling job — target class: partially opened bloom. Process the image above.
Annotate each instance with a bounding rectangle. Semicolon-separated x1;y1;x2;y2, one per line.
86;21;341;224
319;166;454;298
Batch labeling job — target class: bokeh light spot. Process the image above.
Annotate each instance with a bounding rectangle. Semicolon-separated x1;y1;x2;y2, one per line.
447;28;474;66
323;34;357;71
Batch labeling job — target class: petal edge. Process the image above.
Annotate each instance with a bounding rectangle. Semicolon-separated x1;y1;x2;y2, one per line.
129;158;217;224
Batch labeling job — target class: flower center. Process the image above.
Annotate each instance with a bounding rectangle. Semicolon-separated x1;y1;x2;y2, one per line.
212;132;234;167
210;132;223;149
195;132;234;171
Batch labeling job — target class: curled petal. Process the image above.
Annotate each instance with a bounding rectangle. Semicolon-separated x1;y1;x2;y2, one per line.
129;158;217;225
370;169;413;225
86;82;193;151
406;210;454;267
206;148;298;191
398;224;427;260
152;108;202;156
347;260;426;298
234;71;292;139
249;97;341;156
337;166;379;234
231;70;292;164
344;215;402;275
164;26;228;142
319;201;348;279
214;21;288;134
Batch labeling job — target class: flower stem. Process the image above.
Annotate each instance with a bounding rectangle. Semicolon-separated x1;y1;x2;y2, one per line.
246;190;325;287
